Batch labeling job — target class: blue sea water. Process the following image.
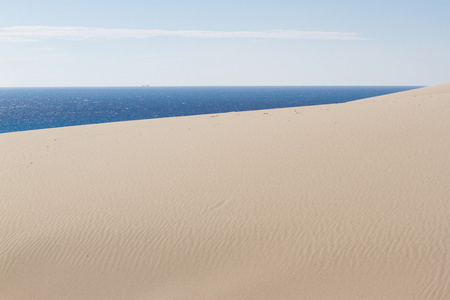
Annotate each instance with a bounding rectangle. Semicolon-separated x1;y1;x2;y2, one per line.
0;86;420;134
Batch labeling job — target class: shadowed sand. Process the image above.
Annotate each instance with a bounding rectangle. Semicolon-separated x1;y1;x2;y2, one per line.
1;83;449;299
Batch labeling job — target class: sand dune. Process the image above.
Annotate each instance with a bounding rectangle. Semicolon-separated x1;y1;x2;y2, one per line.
1;83;449;299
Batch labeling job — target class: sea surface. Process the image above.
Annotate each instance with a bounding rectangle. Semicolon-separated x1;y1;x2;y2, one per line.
0;86;420;134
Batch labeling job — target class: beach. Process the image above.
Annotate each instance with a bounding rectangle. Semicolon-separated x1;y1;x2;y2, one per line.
1;83;449;299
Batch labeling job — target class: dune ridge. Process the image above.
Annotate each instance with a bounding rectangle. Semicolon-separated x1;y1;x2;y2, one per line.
1;83;450;299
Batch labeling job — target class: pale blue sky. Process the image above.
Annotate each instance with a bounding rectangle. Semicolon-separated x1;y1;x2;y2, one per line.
1;0;449;87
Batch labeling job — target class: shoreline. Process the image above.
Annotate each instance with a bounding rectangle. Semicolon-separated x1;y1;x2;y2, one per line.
0;85;421;135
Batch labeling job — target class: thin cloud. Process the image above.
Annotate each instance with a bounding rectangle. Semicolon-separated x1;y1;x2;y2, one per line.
0;26;366;41
0;53;72;62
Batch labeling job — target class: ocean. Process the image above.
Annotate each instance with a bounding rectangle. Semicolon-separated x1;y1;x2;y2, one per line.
0;86;420;134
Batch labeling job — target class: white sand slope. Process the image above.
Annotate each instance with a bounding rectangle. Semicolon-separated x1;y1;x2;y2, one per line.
1;83;449;300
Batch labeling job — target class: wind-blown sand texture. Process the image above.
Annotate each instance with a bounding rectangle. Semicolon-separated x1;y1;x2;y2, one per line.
1;83;450;300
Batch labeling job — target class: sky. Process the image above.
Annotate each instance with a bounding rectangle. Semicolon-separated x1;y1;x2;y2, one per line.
0;0;449;87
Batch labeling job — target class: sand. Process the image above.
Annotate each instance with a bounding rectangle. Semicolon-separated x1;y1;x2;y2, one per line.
1;83;449;300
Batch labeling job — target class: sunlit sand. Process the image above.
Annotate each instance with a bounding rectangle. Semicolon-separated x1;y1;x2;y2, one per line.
1;83;449;299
